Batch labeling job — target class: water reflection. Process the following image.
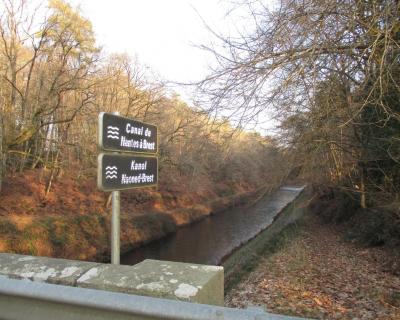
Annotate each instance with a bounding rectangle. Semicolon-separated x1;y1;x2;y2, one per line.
121;186;304;266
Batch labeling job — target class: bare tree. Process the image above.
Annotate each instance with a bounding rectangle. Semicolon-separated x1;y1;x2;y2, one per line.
196;0;400;206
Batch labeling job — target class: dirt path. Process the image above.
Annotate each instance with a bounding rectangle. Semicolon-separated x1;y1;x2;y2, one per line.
225;214;400;319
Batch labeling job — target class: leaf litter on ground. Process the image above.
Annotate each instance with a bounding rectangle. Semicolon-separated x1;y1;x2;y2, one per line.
225;213;400;320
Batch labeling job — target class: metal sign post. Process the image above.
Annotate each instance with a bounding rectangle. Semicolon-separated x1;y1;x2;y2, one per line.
111;190;120;265
98;112;158;265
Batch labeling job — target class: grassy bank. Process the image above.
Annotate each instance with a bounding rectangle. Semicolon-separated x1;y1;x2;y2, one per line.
0;211;176;261
0;169;266;261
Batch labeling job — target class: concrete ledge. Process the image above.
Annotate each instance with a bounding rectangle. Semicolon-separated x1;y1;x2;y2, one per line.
0;253;99;286
0;253;223;305
76;259;224;305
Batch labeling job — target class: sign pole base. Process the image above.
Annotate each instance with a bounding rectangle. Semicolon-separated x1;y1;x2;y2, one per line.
111;190;120;265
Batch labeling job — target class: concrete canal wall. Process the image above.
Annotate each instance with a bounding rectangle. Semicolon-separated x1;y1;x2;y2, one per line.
223;186;312;288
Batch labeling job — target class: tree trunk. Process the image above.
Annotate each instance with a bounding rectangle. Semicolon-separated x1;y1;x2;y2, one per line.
0;114;3;193
360;165;367;209
44;148;60;198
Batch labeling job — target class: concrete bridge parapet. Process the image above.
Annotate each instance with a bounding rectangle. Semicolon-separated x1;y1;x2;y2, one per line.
0;253;224;305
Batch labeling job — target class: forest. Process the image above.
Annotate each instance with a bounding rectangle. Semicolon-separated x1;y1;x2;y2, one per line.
0;0;397;259
198;0;399;244
200;0;399;202
0;0;287;259
0;0;399;318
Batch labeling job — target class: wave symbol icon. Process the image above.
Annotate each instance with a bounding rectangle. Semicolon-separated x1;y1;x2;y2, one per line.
105;166;118;179
107;126;119;140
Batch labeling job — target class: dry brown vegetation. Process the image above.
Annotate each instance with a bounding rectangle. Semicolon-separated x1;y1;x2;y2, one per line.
196;0;399;266
226;208;400;319
0;3;398;315
201;1;400;316
0;0;287;260
0;164;270;260
198;0;400;211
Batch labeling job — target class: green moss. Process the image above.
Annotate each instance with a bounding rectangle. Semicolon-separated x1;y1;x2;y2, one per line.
41;217;68;251
21;229;38;255
345;208;400;247
0;219;20;252
0;219;19;235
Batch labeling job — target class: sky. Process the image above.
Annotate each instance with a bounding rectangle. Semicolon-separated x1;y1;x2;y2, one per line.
65;0;277;134
67;0;237;99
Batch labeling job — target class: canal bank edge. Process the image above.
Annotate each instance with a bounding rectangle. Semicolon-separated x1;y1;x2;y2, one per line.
222;186;312;290
0;186;270;262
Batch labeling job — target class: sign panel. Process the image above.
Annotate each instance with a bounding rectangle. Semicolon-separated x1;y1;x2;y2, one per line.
98;153;158;191
99;112;157;154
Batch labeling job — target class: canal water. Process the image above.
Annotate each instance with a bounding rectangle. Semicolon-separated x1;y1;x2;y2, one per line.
121;186;304;266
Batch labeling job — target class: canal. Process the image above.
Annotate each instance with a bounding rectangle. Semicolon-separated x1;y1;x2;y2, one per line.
121;186;304;266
